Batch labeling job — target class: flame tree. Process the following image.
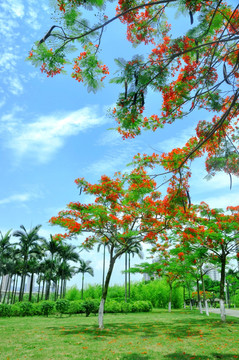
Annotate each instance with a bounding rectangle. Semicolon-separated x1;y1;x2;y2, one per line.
175;203;239;321
28;0;239;181
49;167;184;329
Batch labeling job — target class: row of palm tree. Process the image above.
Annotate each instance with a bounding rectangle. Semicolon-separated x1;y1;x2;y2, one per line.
0;226;94;303
0;225;144;305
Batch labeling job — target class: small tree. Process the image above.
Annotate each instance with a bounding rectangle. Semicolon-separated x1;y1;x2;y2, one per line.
50;167;181;329
179;203;239;321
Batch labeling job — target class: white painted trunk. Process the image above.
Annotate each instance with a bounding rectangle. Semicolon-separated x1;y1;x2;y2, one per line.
168;301;171;313
98;298;105;330
220;299;226;322
199;300;203;314
190;300;193;310
205;300;209;316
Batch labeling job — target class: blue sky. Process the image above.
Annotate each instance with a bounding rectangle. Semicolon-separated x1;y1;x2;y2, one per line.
1;0;238;288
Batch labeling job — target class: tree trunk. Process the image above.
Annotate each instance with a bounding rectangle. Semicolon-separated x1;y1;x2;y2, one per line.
41;279;45;301
28;272;34;302
197;279;203;314
7;276;12;304
220;299;226;322
219;256;226;322
45;280;50;300
81;274;84;300
0;275;3;302
3;276;10;304
19;274;25;301
55;280;58;300
98;254;116;330
205;300;209;316
168;283;172;313
183;285;186;309
128;253;131;299
37;276;41;303
201;271;206;306
125;253;127;303
13;276;18;304
102;244;106;296
11;275;16;304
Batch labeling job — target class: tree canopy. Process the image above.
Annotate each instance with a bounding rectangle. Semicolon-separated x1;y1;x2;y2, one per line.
28;0;239;184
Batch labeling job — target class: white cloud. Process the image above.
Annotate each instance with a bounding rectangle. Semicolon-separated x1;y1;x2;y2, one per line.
156;125;196;152
0;0;49;96
97;130;122;146
200;192;239;210
1;106;107;163
7;76;24;95
83;140;141;176
0;192;39;205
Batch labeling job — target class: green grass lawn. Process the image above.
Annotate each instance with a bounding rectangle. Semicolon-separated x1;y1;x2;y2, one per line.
0;309;239;360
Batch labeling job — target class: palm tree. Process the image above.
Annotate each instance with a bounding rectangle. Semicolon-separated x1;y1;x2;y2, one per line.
13;225;45;301
97;239;110;295
0;230;12;301
127;242;143;299
77;259;94;299
123;241;144;302
41;235;62;300
57;243;80;298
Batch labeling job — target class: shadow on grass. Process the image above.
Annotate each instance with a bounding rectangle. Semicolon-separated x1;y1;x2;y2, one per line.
164;353;239;359
46;313;239;340
120;354;150;360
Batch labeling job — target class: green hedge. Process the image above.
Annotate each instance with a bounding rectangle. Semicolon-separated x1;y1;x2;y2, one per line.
104;300;152;313
0;299;152;317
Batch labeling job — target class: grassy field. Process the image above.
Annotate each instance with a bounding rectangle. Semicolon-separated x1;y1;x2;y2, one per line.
0;309;239;360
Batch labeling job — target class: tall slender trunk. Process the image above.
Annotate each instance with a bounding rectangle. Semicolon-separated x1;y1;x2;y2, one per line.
55;280;58;300
183;285;186;309
3;276;10;304
197;279;203;314
81;273;84;300
11;275;16;304
45;281;50;300
98;254;117;330
60;278;64;298
7;277;12;304
168;283;172;312
125;253;127;303
41;279;45;301
128;254;131;299
29;273;34;302
102;244;106;296
219;256;226;322
37;276;41;303
0;275;3;302
63;279;67;298
13;276;18;304
187;283;192;309
200;270;209;316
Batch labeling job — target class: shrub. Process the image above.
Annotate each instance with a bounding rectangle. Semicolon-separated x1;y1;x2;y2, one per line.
40;301;55;317
104;300;121;313
0;304;12;317
11;303;21;316
65;286;82;301
19;302;34;316
120;302;131;313
32;303;42;316
83;284;102;299
82;299;99;317
56;299;70;316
